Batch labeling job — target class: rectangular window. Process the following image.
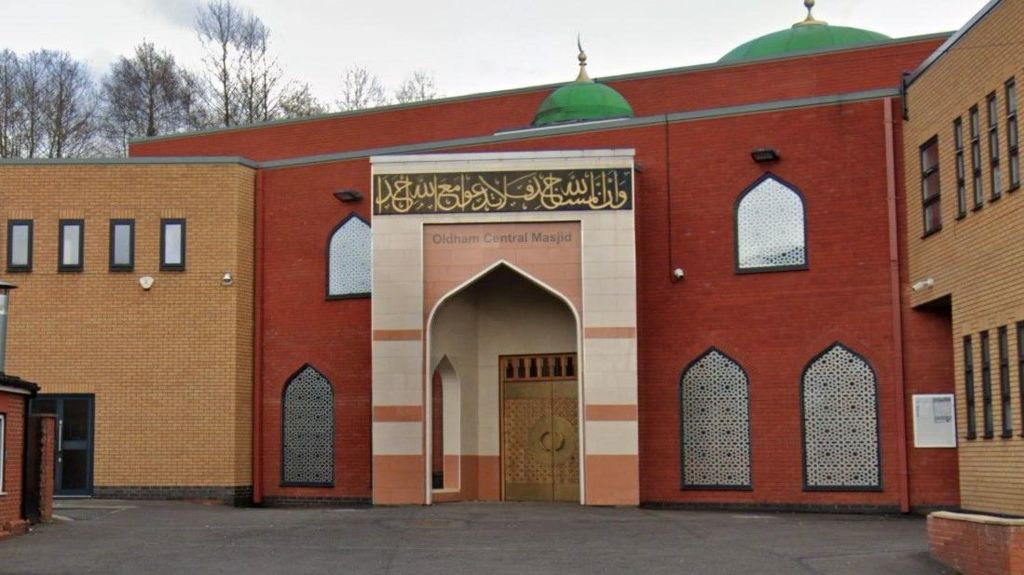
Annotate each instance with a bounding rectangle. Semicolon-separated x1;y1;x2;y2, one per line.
0;413;5;493
964;335;977;440
981;330;994;439
971;106;984;209
1008;79;1020;190
954;118;967;219
1018;322;1024;437
6;220;33;272
999;326;1012;438
921;136;941;235
58;219;84;272
160;219;186;271
109;219;134;271
988;93;1002;200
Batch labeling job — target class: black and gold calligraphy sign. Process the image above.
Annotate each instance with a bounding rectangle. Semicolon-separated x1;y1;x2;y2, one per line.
373;168;632;215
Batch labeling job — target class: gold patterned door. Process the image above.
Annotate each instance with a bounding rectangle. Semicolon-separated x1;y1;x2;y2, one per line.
501;354;580;502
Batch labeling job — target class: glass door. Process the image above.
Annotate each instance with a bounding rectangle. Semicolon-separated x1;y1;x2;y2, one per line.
30;395;94;496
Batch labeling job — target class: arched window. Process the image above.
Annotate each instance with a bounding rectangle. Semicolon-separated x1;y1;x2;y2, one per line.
680;348;752;489
802;343;881;490
735;174;807;272
327;214;371;298
282;365;334;486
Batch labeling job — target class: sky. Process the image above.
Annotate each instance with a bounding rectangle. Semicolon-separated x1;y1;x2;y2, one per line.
0;0;990;105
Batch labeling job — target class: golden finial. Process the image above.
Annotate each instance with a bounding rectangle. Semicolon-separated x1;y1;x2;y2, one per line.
794;0;827;27
575;34;592;83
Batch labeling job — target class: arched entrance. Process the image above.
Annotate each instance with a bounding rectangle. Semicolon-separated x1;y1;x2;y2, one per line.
428;264;580;502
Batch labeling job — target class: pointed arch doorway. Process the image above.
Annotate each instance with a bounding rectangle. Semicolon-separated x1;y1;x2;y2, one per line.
428;263;580;502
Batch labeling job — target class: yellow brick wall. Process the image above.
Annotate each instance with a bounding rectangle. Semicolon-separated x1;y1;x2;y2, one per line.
0;163;255;488
903;0;1024;516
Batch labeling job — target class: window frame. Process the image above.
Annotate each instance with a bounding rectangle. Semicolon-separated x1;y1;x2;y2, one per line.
281;363;335;488
159;218;186;272
998;325;1012;438
964;335;977;440
1018;322;1024;437
325;212;372;300
0;413;5;494
954;118;967;219
970;105;984;210
1007;78;1020;191
6;219;33;272
108;219;135;272
800;342;883;492
733;172;809;274
987;92;1003;201
679;347;753;491
58;219;84;272
920;136;942;236
981;330;994;439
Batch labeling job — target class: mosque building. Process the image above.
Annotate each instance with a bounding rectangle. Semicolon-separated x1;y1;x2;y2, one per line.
1;0;1019;515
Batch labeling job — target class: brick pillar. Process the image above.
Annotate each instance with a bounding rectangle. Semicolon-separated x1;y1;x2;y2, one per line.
37;415;55;522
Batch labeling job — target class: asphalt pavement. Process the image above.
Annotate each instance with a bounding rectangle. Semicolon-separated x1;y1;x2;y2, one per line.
0;500;953;574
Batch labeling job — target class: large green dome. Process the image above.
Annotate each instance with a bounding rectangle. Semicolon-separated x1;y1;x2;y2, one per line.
719;1;890;63
532;49;634;127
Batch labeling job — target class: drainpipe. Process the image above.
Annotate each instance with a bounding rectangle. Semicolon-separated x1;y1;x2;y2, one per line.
884;98;911;514
253;170;265;505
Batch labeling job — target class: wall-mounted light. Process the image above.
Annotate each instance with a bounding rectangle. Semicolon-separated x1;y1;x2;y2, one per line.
751;148;780;163
911;277;935;292
139;276;155;290
333;189;363;203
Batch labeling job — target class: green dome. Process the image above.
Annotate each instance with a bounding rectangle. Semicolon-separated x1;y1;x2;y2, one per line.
533;81;634;126
719;2;890;63
532;49;634;127
720;24;890;63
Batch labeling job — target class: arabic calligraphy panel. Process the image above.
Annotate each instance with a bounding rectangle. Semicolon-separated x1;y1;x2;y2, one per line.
373;168;633;215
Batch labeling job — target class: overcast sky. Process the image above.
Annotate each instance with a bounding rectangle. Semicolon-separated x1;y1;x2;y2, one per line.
0;0;989;104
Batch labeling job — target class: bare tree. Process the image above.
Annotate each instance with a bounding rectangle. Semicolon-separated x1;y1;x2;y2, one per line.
99;42;193;155
179;69;213;131
336;65;388;111
15;51;48;158
41;50;97;158
0;50;21;157
394;70;439;104
234;12;278;123
278;82;326;118
196;0;242;126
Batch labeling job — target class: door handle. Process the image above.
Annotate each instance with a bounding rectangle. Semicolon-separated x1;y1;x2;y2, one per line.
57;419;63;462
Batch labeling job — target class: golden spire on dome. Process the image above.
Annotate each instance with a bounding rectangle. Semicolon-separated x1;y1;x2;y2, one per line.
575;35;593;83
794;0;828;27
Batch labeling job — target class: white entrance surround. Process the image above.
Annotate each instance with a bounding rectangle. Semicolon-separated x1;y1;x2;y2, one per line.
370;150;640;505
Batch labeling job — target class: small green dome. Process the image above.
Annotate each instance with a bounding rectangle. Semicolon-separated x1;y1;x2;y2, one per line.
532;47;634;127
719;1;890;63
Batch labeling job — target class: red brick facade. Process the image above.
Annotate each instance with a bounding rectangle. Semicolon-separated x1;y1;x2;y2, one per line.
128;36;960;509
0;391;27;538
929;512;1024;575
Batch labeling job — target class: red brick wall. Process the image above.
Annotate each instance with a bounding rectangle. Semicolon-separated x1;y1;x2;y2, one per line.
129;39;943;163
929;513;1024;575
253;93;959;507
0;392;27;538
259;160;373;501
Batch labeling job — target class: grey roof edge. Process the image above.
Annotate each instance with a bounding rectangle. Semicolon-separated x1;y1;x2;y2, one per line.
130;33;946;147
262;87;900;170
905;0;1003;88
0;156;258;168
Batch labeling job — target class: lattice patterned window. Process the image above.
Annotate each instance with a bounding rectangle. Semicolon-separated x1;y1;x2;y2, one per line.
802;344;881;490
735;174;807;272
282;365;334;486
680;348;751;489
327;214;371;298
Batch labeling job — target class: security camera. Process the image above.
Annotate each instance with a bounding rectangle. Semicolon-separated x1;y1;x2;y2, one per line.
672;268;685;281
222;272;233;286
